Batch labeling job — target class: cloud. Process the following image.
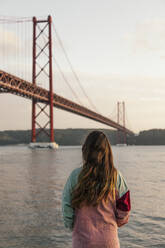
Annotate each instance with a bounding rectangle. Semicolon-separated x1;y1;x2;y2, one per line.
125;19;165;53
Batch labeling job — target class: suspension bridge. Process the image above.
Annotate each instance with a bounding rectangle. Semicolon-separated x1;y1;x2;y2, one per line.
0;15;134;148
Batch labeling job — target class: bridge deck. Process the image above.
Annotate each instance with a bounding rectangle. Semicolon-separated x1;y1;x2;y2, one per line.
0;70;134;135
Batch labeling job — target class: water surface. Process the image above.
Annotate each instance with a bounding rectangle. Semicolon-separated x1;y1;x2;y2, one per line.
0;145;164;247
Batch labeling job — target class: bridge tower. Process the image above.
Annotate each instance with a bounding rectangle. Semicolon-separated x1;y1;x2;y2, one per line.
117;101;127;145
30;15;58;148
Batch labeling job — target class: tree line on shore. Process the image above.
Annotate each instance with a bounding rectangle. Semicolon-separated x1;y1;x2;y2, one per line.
0;128;165;146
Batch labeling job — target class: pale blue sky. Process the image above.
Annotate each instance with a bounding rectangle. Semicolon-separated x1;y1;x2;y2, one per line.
0;0;165;132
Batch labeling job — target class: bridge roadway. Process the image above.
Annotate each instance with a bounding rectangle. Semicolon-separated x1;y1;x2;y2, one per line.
0;70;134;135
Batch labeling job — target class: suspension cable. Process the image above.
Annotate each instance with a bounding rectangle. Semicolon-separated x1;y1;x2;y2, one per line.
52;22;100;113
53;57;83;105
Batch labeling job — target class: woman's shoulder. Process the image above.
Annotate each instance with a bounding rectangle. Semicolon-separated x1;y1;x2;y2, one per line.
116;170;125;182
116;170;129;198
68;166;83;188
70;166;82;177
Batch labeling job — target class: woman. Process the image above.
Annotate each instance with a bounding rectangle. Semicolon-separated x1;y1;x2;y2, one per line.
62;131;131;248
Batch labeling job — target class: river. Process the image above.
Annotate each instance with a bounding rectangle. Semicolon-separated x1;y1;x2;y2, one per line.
0;145;164;247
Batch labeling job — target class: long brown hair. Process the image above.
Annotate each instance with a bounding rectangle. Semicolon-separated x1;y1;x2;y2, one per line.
71;131;117;208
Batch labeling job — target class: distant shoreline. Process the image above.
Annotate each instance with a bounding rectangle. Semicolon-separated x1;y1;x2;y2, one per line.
0;128;165;146
1;143;165;147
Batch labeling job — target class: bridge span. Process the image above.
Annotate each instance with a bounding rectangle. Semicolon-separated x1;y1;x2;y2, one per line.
0;70;134;135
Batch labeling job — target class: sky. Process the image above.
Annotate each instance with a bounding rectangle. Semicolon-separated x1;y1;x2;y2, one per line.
0;0;165;133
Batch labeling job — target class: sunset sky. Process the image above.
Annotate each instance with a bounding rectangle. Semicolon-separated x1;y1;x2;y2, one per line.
0;0;165;133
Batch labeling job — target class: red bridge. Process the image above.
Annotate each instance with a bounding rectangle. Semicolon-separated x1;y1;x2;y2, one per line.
0;16;134;146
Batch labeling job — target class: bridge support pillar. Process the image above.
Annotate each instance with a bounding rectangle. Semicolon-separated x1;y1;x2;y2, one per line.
31;15;58;148
117;101;127;145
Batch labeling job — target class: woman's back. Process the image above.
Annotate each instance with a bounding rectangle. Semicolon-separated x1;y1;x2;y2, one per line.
72;188;119;248
62;167;130;248
62;131;131;248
